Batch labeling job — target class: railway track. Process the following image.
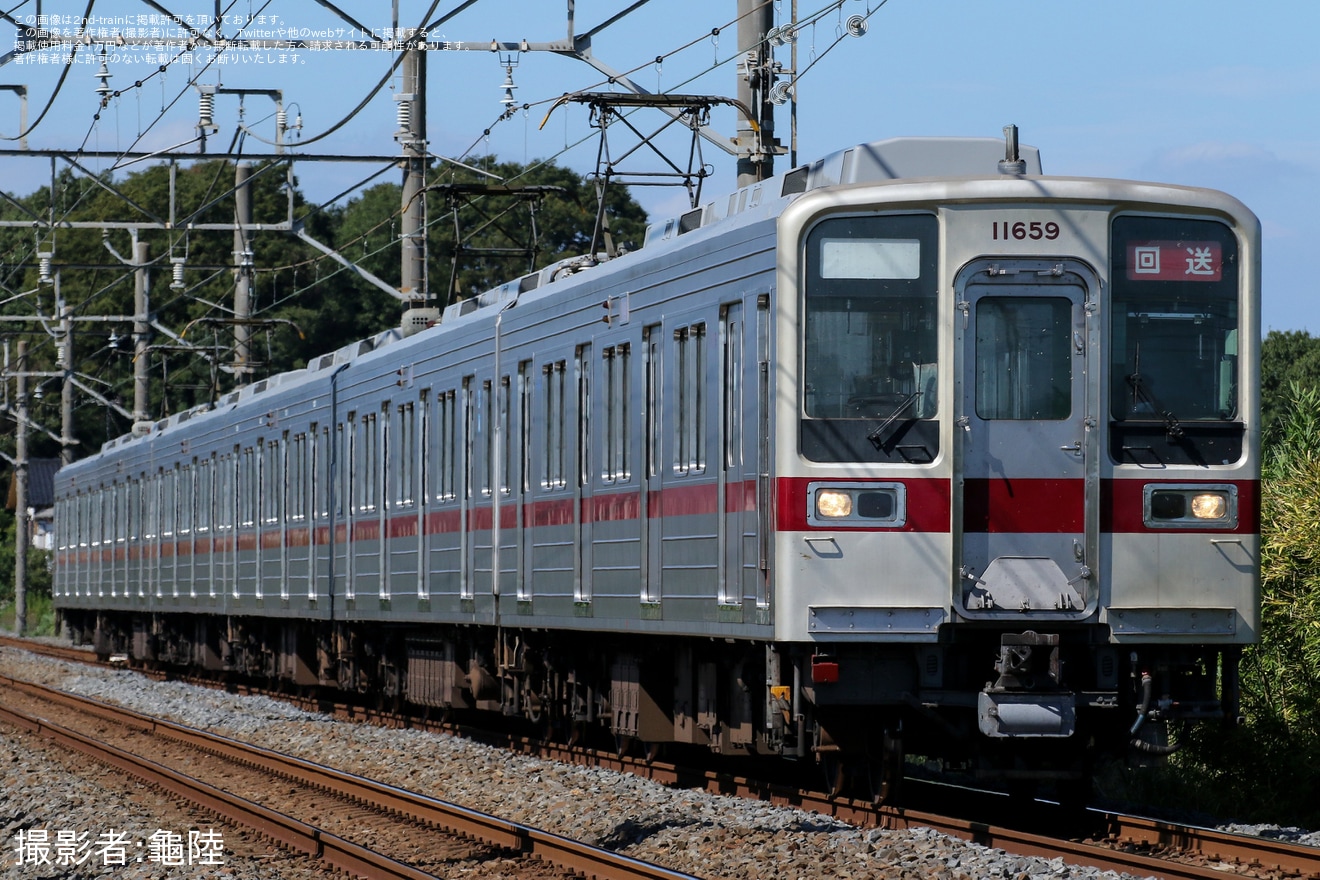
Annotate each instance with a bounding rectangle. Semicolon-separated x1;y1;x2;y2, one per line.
0;672;696;880
4;635;1318;880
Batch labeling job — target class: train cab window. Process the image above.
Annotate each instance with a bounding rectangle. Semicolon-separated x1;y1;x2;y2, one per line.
1110;216;1241;464
801;214;939;462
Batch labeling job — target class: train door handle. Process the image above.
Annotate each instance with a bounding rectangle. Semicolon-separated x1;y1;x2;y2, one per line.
1060;441;1082;453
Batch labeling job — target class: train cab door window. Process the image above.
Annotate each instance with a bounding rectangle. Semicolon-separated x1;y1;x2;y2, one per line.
644;326;661;479
801;213;939;463
1109;216;1242;465
673;324;707;475
974;298;1073;420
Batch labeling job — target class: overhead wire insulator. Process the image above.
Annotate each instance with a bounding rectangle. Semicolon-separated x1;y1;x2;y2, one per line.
170;256;186;290
94;49;112;97
198;91;215;131
37;252;53;285
500;65;517;108
394;93;413;142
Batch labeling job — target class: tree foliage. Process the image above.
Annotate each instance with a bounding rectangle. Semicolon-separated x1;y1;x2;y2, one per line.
1158;382;1320;826
0;155;647;458
1261;330;1320;440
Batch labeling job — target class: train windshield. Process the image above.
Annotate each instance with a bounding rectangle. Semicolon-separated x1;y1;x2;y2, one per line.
801;214;939;463
1110;216;1241;425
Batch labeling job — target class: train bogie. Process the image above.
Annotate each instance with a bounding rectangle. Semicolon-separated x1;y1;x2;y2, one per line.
54;130;1260;793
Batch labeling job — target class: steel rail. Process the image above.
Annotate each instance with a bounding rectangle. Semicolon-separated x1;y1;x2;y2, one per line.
0;675;697;880
4;638;1317;879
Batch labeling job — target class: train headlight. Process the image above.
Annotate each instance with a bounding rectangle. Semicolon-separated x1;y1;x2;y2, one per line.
816;490;853;518
806;482;907;528
1143;484;1236;529
1190;493;1227;520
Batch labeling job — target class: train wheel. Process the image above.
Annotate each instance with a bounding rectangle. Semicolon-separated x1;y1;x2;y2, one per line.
821;756;846;799
868;730;905;806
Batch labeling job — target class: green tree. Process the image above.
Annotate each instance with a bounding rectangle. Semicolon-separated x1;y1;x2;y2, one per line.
1261;330;1320;441
0;154;641;459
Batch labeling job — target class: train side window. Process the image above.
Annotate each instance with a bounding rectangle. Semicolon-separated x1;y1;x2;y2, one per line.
197;458;212;534
519;362;533;494
240;446;257;527
480;380;493;497
313;427;329;519
162;468;176;539
577;345;591;488
543;361;567;489
395;402;416;507
357;412;378;512
673;324;707;475
602;344;631;483
463;377;476;500
499;376;512;495
262;439;283;524
722;306;743;470
179;464;193;535
644;325;661;477
435;390;457;501
290;434;307;521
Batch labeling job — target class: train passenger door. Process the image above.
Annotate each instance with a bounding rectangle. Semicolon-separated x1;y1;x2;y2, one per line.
642;326;662;603
954;259;1099;619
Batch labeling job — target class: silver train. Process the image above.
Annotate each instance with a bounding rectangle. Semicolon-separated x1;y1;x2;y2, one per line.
53;130;1261;797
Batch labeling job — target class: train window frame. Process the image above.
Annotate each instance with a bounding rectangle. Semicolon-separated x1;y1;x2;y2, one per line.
1109;215;1241;425
542;361;568;490
799;213;940;464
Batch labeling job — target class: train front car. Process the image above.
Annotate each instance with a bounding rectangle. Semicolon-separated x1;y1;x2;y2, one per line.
773;138;1261;793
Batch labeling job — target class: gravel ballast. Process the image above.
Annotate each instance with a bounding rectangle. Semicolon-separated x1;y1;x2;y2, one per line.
0;643;1207;879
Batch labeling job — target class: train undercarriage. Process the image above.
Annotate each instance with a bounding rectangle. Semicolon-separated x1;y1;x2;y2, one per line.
60;609;1240;804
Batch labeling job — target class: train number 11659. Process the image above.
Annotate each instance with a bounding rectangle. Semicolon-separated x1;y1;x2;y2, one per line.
992;220;1061;241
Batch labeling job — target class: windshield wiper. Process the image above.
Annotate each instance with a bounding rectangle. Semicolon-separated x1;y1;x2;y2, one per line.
868;390;922;446
1126;345;1184;441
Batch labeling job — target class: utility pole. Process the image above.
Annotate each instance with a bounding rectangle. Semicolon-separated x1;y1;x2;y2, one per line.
398;31;428;304
14;340;29;635
133;240;151;433
233;162;254;381
58;287;75;467
737;0;777;187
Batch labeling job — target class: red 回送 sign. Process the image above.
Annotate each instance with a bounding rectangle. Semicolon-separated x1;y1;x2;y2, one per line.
1126;240;1222;282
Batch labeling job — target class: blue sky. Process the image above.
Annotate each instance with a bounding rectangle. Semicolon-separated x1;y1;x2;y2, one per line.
2;1;1317;334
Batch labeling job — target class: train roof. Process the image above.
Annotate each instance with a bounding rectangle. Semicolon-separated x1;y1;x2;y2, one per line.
79;135;1043;464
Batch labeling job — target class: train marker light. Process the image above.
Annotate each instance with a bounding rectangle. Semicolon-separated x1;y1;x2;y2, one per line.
811;655;840;684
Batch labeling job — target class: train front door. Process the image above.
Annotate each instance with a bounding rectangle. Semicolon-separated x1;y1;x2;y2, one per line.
954;259;1099;620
